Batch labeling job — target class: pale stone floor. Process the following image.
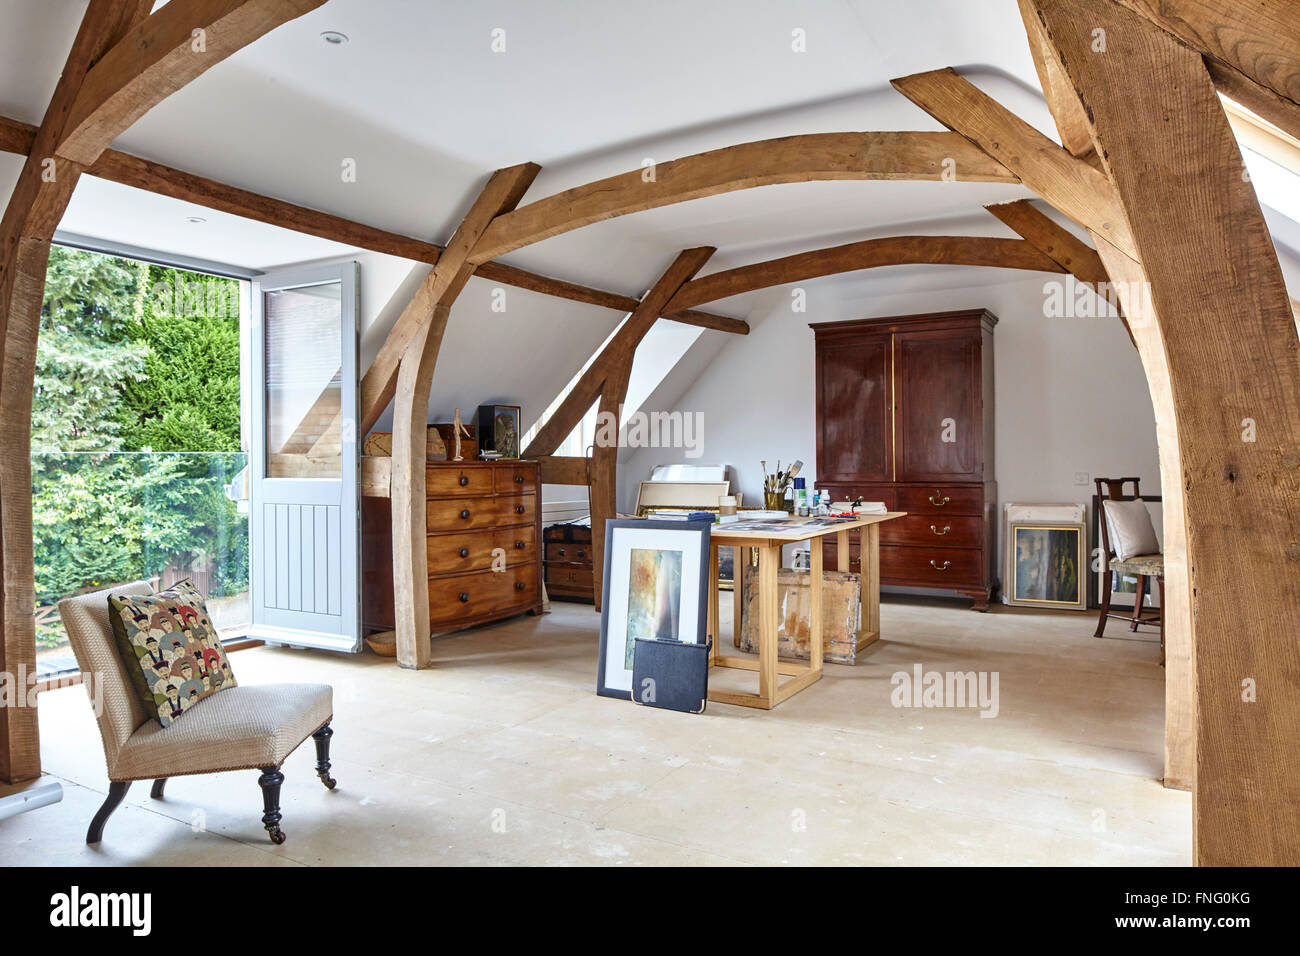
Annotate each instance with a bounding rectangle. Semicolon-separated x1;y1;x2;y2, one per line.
0;595;1190;866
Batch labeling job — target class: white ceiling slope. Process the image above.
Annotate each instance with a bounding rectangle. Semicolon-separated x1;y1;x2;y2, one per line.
2;1;1296;439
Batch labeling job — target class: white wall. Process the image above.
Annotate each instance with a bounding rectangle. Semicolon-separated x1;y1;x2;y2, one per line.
620;274;1162;584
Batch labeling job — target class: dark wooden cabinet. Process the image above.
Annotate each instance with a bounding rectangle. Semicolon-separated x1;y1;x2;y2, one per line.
812;309;998;609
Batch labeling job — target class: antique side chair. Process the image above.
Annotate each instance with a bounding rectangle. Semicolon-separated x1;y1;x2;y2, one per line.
58;580;337;845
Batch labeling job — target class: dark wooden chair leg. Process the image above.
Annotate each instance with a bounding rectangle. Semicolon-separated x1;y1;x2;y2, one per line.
1094;569;1113;637
86;781;131;844
312;722;336;790
150;778;167;799
257;767;286;845
1129;574;1147;631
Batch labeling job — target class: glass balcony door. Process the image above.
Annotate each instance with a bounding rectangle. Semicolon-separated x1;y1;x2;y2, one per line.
248;263;360;651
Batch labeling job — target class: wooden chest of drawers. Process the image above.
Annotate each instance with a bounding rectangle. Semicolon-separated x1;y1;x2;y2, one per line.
362;460;543;633
543;521;594;602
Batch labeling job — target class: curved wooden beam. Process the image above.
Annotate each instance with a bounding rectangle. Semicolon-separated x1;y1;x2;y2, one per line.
59;0;328;165
665;235;1064;311
1033;0;1300;866
891;68;1138;261
469;131;1017;263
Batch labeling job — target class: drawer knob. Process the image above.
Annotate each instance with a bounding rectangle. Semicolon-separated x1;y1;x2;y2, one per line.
930;559;951;571
459;547;470;558
515;475;524;483
514;581;526;591
515;505;525;514
929;494;950;506
459;475;469;486
458;592;470;602
515;540;526;549
557;547;566;556
577;549;586;559
930;525;951;536
460;509;471;519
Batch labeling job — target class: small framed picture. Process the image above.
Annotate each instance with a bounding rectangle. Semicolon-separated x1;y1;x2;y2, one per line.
596;519;711;700
475;404;522;459
1007;521;1086;610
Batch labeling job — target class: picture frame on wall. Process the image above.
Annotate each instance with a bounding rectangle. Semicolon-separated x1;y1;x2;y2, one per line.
1006;521;1087;610
596;519;711;700
475;403;522;459
1089;495;1163;611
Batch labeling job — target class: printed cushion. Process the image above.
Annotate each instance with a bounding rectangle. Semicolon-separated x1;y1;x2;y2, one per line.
108;580;237;728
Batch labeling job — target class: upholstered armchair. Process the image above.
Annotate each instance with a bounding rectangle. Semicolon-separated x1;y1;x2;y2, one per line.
58;581;336;845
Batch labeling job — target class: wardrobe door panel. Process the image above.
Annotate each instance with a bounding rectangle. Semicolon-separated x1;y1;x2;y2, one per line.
895;328;982;481
816;337;892;481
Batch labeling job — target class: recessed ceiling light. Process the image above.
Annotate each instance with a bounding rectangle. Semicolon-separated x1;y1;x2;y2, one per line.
320;31;348;45
185;216;206;224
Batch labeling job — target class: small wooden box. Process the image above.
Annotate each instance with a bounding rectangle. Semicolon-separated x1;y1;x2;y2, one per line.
738;567;863;664
544;521;594;602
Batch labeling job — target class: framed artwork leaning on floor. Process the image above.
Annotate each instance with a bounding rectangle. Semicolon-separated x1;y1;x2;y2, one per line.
596;519;711;700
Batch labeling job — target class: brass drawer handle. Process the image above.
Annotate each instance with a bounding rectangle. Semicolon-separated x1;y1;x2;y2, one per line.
458;592;470;602
930;525;950;536
460;509;471;520
930;560;951;571
929;494;950;506
458;547;470;558
459;475;469;486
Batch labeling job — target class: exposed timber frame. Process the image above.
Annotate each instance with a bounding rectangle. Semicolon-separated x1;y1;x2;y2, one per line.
1021;0;1300;865
0;0;1293;867
0;0;328;784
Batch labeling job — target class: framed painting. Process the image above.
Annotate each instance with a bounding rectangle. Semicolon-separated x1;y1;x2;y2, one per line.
1089;495;1163;611
596;519;711;700
475;403;522;459
1006;521;1086;610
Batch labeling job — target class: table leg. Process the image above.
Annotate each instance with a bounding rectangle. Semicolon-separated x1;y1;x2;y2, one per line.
732;545;747;648
809;535;823;673
859;523;880;649
836;529;850;573
758;543;779;706
708;541;720;664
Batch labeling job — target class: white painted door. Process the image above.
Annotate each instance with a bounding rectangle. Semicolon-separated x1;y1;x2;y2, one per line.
248;263;360;651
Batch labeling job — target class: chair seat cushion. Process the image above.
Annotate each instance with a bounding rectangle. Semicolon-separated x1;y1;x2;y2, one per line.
1111;553;1165;577
112;683;332;782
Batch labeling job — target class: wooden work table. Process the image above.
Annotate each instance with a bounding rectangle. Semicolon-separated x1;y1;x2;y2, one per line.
707;512;905;709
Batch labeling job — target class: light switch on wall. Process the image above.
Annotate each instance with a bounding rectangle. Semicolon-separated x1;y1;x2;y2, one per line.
1074;472;1091;486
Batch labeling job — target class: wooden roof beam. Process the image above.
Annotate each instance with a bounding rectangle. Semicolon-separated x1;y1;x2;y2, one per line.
520;247;715;460
58;0;328;165
0;113;746;336
891;68;1138;261
468;131;1018;264
1111;0;1300;143
665;234;1064;312
359;163;541;436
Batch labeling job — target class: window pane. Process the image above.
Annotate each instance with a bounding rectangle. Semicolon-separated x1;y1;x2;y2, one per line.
265;283;342;478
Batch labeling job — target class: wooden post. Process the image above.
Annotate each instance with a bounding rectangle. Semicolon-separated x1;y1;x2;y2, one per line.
1031;0;1300;865
386;164;540;669
0;0;324;783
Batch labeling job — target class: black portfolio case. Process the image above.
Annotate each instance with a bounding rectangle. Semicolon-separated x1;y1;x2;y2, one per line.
631;637;712;714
